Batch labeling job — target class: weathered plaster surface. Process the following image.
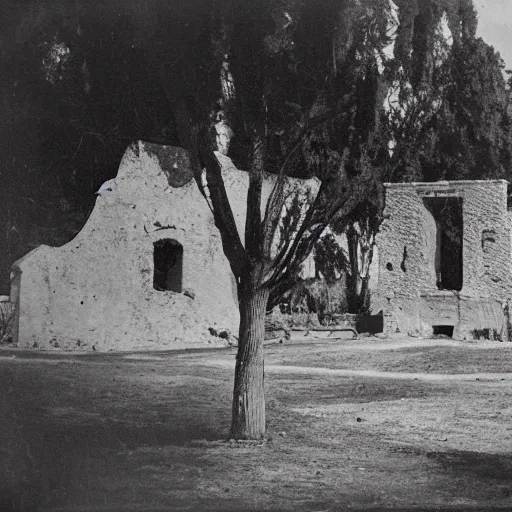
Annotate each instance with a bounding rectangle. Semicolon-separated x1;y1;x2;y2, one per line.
374;180;512;339
13;142;319;351
15;142;239;350
13;142;238;351
217;153;319;254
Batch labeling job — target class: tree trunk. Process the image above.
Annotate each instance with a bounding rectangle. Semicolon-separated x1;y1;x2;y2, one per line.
346;224;373;314
230;283;269;440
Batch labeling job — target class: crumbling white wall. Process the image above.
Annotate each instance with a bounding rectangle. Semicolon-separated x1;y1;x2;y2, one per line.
218;153;320;255
13;142;242;351
13;142;320;351
373;180;512;339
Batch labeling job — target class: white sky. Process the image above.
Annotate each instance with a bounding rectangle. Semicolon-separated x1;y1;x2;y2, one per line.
475;0;512;69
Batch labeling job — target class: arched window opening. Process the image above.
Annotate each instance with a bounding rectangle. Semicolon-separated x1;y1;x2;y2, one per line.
153;239;183;292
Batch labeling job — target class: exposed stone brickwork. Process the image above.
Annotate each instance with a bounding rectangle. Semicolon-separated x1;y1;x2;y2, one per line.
373;180;512;340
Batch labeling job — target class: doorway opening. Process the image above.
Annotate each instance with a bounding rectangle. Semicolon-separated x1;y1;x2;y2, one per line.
422;197;463;291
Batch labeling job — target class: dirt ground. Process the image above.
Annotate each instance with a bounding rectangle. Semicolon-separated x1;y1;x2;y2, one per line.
1;336;512;511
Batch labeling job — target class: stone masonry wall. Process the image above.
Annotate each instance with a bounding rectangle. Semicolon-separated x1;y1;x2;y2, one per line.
373;180;512;339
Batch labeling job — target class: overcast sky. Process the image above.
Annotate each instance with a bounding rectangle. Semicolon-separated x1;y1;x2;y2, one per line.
475;0;512;69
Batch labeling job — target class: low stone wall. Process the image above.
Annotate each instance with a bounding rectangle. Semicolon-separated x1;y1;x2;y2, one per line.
380;292;508;341
265;310;358;331
265;310;321;332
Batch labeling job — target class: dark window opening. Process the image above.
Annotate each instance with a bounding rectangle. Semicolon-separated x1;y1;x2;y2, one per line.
422;197;463;291
356;312;384;334
153;239;183;292
433;325;454;337
482;229;496;253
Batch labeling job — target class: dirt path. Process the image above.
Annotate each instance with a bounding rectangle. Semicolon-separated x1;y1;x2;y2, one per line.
203;357;512;381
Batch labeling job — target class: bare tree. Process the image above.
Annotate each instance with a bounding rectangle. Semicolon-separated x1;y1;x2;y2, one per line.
138;0;482;439
136;0;395;439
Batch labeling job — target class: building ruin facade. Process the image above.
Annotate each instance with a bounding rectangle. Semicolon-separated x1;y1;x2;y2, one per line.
9;142;241;351
373;180;512;340
6;139;512;349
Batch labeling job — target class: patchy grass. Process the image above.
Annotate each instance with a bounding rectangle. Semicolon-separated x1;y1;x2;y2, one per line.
1;338;512;511
267;338;512;374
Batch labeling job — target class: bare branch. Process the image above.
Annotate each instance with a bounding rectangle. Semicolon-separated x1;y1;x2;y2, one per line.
201;144;247;280
245;137;264;259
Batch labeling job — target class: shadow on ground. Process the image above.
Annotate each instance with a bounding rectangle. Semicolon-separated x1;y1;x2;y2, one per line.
427;450;512;483
1;342;512;511
0;358;230;511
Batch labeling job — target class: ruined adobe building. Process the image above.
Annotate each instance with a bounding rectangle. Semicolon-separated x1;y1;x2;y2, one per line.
373;180;512;340
10;142;238;351
9;141;317;351
7;140;512;348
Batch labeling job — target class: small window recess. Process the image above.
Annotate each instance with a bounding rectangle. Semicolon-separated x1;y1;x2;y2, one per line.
153;239;183;292
433;325;454;338
482;229;496;253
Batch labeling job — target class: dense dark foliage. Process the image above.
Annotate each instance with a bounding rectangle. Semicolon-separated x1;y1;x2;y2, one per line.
0;1;177;292
0;0;511;294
